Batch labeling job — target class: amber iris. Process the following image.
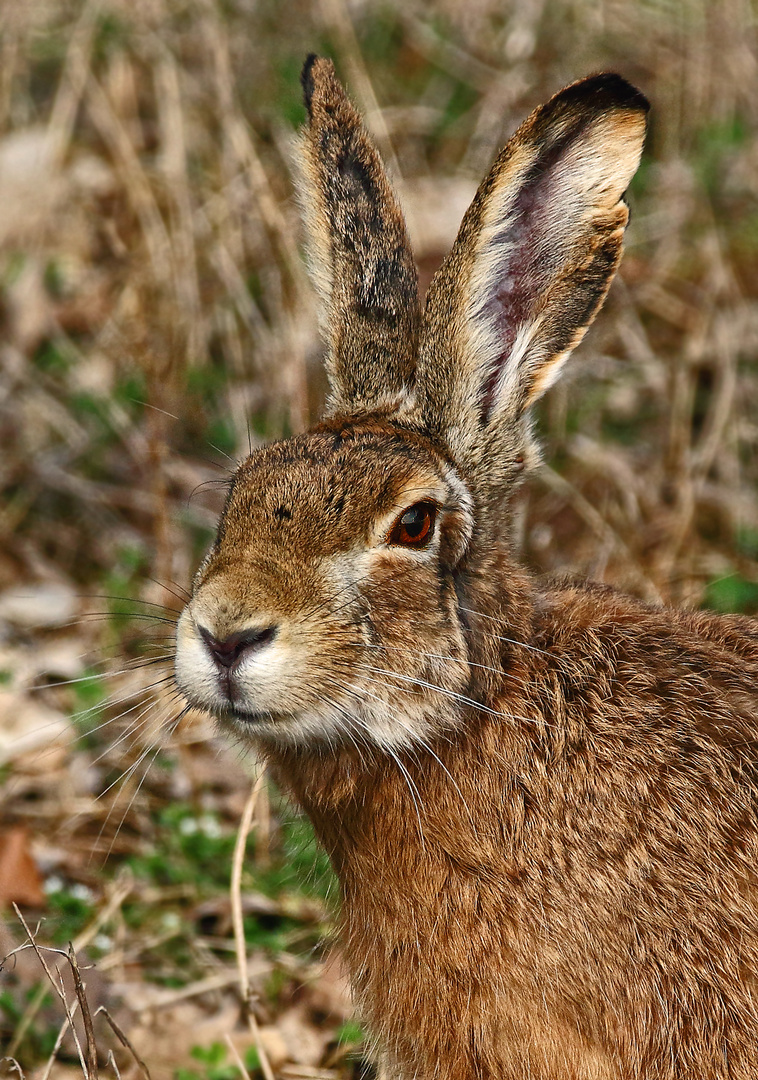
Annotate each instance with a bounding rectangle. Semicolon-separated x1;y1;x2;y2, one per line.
388;502;438;547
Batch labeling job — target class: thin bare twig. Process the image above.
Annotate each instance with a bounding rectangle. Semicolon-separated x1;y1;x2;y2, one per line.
39;1006;80;1080
231;771;267;1017
11;906;91;1078
97;1007;152;1080
248;1010;276;1080
68;943;99;1080
223;1035;252;1080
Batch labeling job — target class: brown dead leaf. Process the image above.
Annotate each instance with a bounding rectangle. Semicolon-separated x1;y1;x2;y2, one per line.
0;826;45;908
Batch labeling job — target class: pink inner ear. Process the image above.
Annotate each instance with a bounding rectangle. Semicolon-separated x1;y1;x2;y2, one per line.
475;124;599;420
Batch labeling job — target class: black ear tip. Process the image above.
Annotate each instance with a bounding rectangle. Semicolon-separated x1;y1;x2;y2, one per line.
301;53;319;114
556;72;650;120
581;72;650;116
594;72;650;115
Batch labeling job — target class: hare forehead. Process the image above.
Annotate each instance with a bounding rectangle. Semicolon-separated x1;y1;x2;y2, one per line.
220;424;449;556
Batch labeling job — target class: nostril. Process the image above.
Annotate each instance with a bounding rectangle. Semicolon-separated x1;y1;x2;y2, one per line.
198;625;277;670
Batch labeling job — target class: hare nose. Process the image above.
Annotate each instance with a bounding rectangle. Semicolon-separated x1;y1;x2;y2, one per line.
198;625;277;669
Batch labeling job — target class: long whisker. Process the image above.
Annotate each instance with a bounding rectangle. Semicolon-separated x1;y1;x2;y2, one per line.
37;670;174;695
77;611;179;626
458;607;551;657
360;664;540;727
89;696;169;766
320;693;371;771
298;572;375;624
78;593;182;614
340;701;427;850
65;674;178;750
144;576;191;605
327;677;467;835
97;705;190;863
379;714;476;834
351;640;513;680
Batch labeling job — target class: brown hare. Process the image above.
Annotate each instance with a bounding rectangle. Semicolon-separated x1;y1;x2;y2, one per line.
174;56;758;1079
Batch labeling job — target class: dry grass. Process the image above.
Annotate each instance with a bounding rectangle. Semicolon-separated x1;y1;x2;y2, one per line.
1;0;758;1076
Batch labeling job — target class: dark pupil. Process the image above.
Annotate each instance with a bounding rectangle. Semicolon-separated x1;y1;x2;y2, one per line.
402;507;427;537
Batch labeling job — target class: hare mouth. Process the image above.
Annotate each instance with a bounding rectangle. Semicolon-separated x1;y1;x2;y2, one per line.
221;704;274;726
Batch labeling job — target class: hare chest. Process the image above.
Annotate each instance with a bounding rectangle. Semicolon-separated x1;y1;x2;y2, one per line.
337;834;621;1080
291;754;622;1080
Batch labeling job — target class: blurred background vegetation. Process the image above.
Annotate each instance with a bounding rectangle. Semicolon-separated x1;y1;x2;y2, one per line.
1;0;757;1076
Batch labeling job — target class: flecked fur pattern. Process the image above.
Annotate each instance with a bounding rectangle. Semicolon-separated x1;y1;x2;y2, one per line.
174;57;758;1078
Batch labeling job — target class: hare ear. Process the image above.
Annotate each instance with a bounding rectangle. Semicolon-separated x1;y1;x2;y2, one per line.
416;74;648;480
299;56;420;416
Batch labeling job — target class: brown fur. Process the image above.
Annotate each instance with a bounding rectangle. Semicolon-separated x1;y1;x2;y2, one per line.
174;59;758;1078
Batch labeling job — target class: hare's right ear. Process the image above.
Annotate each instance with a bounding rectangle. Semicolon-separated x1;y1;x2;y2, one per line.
415;74;648;496
299;56;420;417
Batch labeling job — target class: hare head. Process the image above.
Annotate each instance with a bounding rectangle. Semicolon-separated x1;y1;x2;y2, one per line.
174;58;648;753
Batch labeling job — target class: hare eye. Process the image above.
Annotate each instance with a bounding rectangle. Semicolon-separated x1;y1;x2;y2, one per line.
388;502;438;548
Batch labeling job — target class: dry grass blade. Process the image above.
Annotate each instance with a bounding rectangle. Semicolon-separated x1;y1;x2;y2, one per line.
10;906;93;1078
4;869;131;1058
5;982;51;1061
318;0;401;176
231;771;266;1017
39;1011;80;1080
133;961;272;1010
67;944;99;1080
46;0;100;168
537;464;664;605
248;1011;276;1080
96;1007;152;1080
0;1061;25;1080
223;1034;251;1080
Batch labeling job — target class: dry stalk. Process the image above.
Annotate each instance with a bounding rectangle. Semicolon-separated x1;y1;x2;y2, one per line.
5;874;132;1060
96;1007;152;1080
231;770;267;1017
134;960;271;1011
247;1010;276;1080
46;0;100;167
39;1007;80;1080
84;73;173;285
538;464;663;604
9;906;94;1078
151;39;203;365
0;1059;25;1080
68;943;99;1080
200;0;311;430
5;978;49;1060
317;0;401;176
223;1034;252;1080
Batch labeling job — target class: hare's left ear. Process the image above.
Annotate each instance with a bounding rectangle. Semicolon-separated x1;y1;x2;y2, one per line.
415;74;648;484
299;56;420;416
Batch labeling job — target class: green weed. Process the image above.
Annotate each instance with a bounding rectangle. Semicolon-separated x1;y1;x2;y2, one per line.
175;1041;261;1080
0;987;58;1062
702;572;758;615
